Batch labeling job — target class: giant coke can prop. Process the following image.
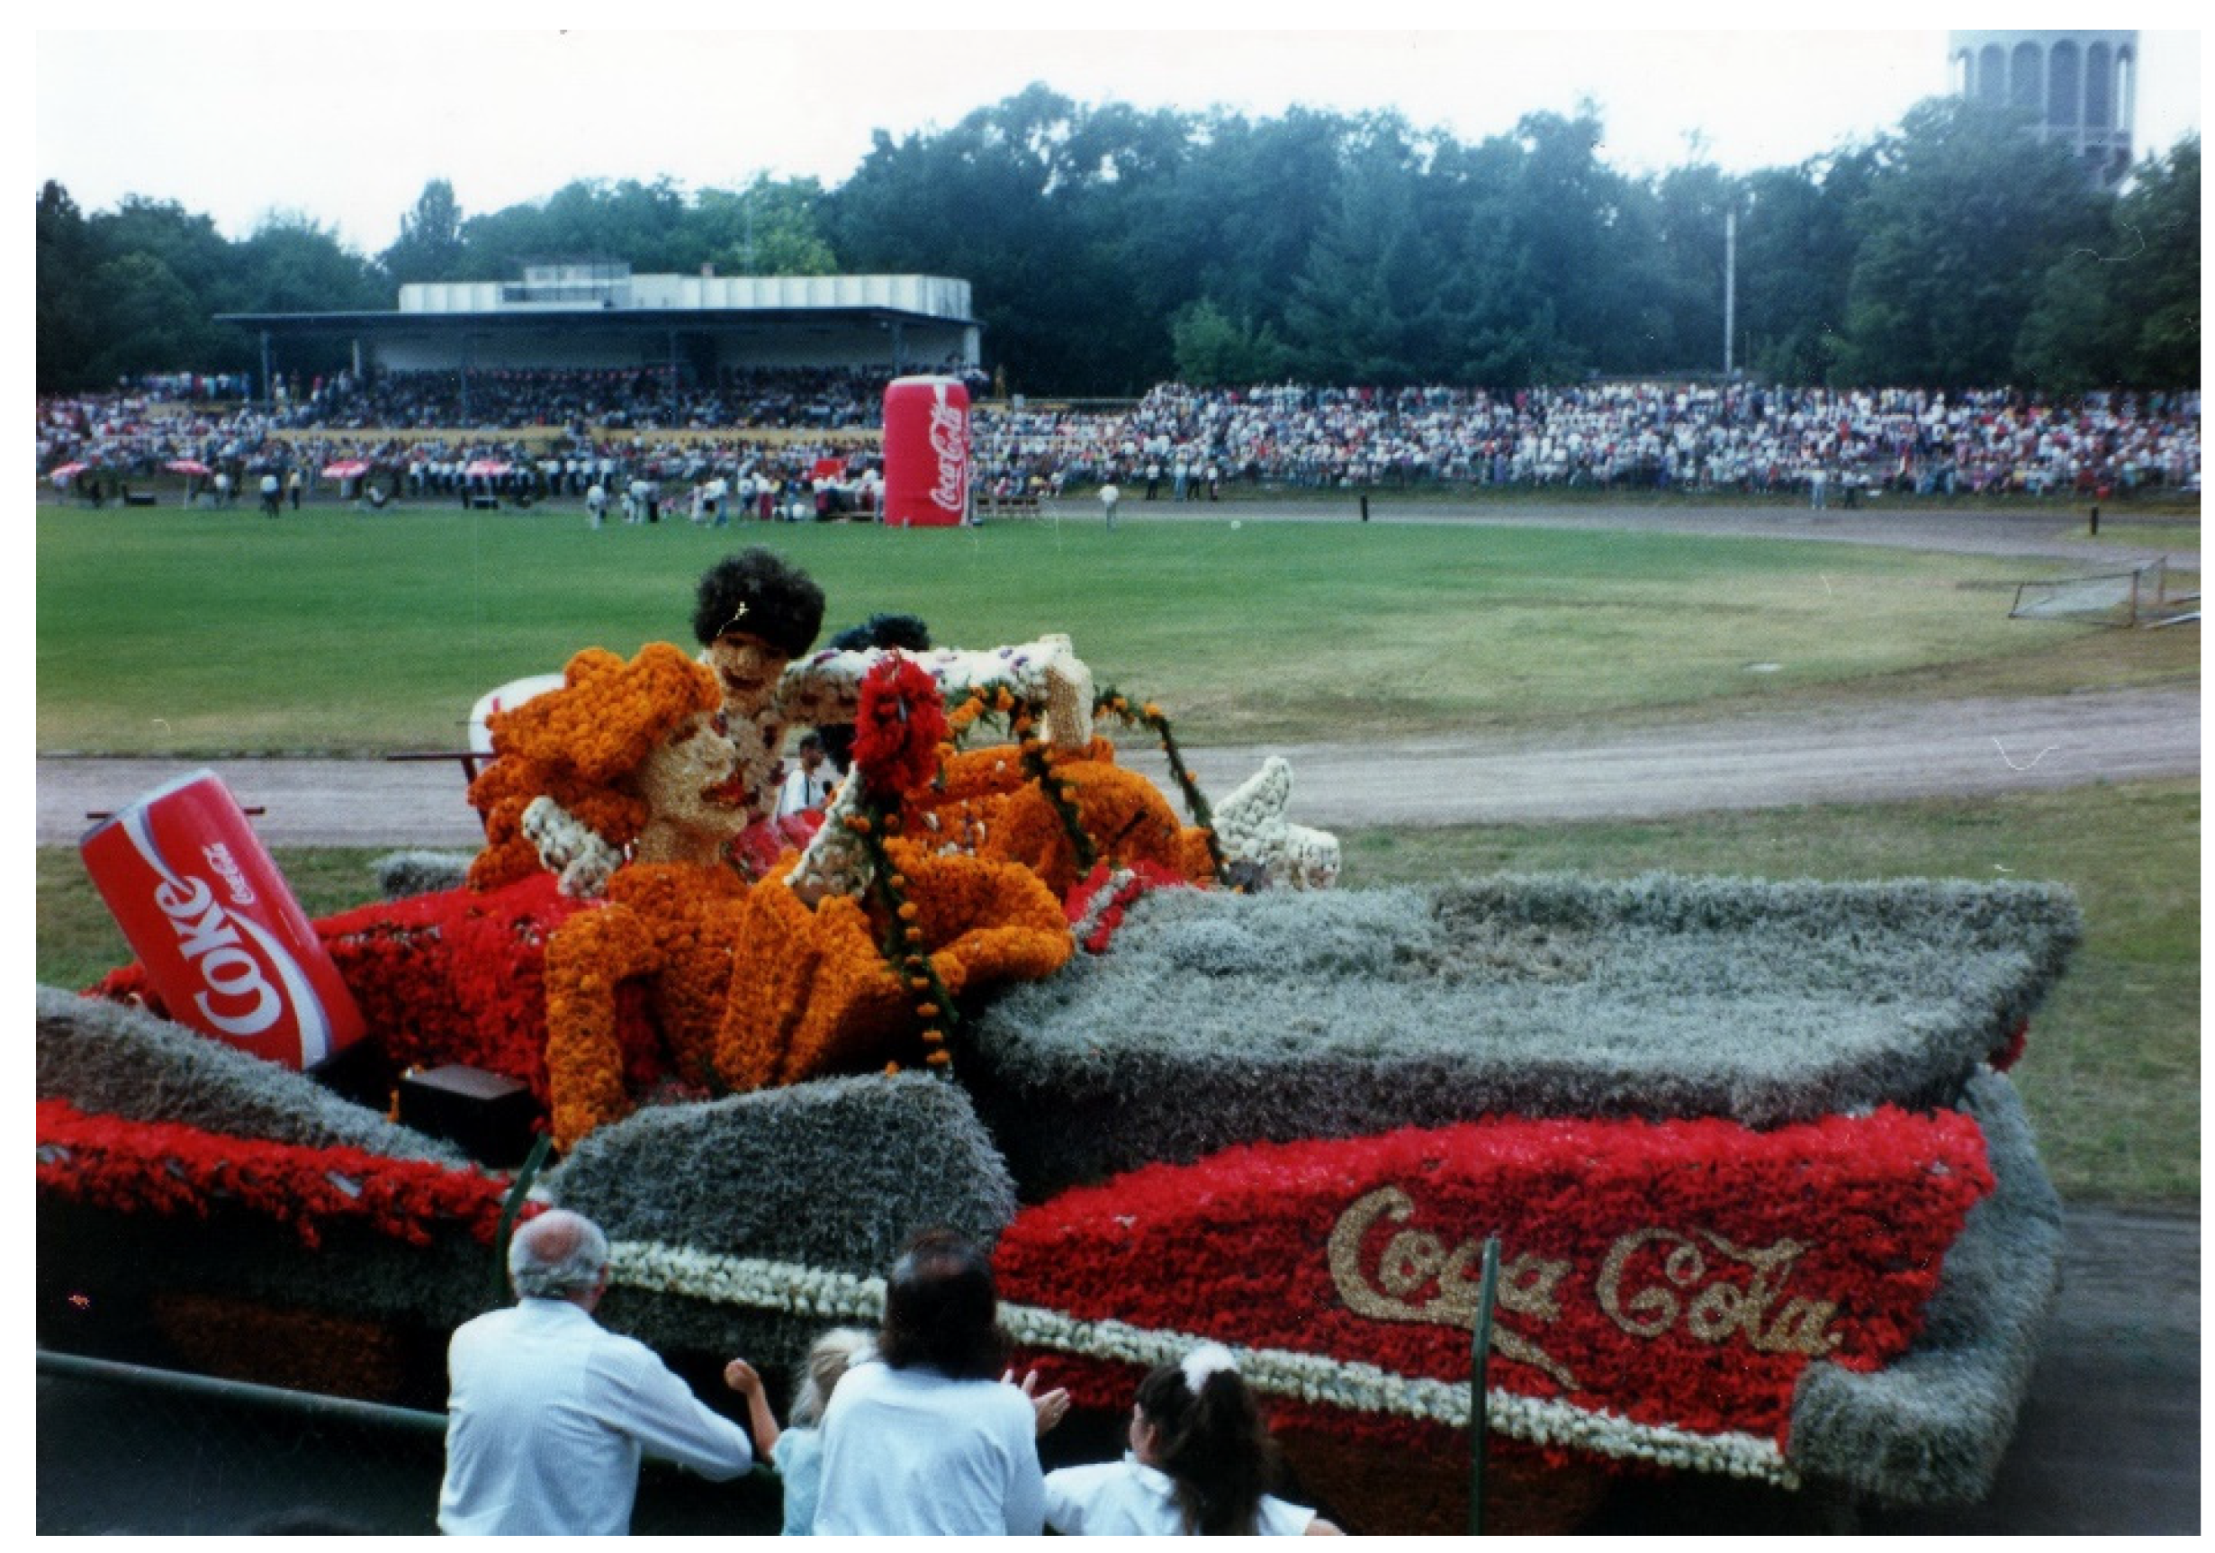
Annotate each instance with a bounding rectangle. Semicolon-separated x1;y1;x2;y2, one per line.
81;770;365;1069
882;375;970;526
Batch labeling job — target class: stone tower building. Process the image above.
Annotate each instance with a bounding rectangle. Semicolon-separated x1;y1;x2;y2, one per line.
1948;30;2138;185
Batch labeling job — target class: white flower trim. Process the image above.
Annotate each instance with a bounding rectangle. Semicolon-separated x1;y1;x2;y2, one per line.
606;1239;1794;1486
786;775;874;898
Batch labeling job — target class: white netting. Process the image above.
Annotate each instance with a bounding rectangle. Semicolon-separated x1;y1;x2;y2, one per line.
2010;558;2166;626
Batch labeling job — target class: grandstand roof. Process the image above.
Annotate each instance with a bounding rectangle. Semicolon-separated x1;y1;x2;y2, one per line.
221;269;980;334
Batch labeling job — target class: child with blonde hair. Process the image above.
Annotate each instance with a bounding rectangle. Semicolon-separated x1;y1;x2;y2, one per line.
726;1327;873;1535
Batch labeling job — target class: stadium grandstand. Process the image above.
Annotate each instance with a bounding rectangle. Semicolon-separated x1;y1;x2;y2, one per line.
216;262;982;407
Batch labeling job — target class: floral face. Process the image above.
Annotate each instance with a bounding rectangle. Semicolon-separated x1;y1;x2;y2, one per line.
706;631;790;720
633;713;749;839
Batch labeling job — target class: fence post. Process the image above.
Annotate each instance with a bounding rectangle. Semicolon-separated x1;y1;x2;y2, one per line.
1467;1236;1501;1535
490;1133;553;1308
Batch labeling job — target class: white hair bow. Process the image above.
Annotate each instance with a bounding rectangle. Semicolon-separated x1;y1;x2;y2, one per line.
1180;1343;1238;1393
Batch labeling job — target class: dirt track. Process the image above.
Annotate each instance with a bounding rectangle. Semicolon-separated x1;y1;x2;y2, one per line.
33;682;2201;846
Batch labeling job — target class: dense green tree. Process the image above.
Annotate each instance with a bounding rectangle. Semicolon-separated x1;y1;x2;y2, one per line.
237;211;385;313
1733;153;1869;385
37;182;100;390
1170;297;1288;386
82;252;231;383
380;178;466;286
694;176;838;276
1834;98;2107;387
2107;135;2200;386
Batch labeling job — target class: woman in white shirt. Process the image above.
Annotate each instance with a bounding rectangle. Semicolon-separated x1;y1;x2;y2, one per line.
812;1229;1069;1536
1044;1346;1343;1536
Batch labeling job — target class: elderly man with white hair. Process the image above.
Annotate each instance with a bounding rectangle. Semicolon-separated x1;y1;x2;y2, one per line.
437;1208;757;1535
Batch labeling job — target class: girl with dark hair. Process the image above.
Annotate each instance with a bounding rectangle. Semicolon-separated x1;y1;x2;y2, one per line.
1044;1346;1343;1536
812;1229;1070;1535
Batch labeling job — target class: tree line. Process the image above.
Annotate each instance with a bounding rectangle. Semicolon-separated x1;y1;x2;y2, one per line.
36;86;2199;398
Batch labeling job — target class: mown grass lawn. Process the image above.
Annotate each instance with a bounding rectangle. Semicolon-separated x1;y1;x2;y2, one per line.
37;505;2196;753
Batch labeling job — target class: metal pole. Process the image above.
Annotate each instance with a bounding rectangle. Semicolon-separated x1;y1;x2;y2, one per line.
1724;207;1737;379
38;1349;449;1437
1467;1236;1502;1536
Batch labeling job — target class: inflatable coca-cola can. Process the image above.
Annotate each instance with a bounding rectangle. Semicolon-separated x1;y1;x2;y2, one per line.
79;770;365;1069
882;375;970;527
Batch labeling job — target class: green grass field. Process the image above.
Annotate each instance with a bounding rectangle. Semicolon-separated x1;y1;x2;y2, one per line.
35;505;2199;753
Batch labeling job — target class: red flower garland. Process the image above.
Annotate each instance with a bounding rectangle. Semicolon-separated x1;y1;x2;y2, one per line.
1062;859;1194;953
995;1106;1994;1455
851;655;950;801
36;1098;528;1250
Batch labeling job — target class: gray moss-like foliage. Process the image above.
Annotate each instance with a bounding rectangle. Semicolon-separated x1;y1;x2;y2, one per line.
960;873;2081;1199
547;1072;1017;1273
1788;1067;2064;1507
372;849;473;899
36;985;462;1164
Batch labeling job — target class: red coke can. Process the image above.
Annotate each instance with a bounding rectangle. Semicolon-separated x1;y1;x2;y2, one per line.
882;375;970;527
80;769;365;1069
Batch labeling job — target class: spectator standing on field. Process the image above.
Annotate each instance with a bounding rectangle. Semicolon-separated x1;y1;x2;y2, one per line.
1099;480;1120;530
437;1209;756;1535
586;481;608;529
812;1229;1070;1535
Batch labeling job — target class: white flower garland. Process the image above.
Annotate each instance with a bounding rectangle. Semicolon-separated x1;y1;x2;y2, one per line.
780;636;1097;752
606;1238;1794;1486
785;773;874;898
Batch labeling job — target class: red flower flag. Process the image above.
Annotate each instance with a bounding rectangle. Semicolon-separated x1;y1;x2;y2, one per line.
995;1107;1994;1473
851;655;949;802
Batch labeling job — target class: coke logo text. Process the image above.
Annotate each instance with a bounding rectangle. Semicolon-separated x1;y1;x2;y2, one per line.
153;874;281;1038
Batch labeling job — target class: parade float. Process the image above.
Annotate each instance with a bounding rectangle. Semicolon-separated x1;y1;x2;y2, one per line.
37;551;2078;1533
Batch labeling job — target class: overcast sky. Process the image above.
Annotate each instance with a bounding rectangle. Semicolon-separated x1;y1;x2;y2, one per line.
33;13;2205;257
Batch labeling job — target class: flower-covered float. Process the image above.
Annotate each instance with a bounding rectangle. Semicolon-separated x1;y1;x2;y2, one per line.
39;550;2079;1532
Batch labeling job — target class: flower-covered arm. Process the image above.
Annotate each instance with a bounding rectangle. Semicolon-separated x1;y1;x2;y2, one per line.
522;795;625;899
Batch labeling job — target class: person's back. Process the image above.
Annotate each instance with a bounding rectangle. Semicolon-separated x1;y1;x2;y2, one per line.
438;1209;754;1535
812;1358;1042;1535
441;1300;650;1535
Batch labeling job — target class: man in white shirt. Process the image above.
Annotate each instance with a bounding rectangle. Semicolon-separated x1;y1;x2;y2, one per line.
437;1209;756;1535
776;731;838;817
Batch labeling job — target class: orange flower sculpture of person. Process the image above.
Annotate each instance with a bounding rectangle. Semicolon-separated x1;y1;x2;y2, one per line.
464;642;1073;1151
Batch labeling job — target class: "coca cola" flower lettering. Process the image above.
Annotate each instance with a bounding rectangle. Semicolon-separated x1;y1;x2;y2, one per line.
1327;1185;1846;1387
1596;1228;1841;1356
1328;1186;1577;1389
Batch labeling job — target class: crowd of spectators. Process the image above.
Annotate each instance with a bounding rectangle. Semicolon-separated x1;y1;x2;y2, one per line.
970;381;2202;503
39;374;2201;509
279;362;986;435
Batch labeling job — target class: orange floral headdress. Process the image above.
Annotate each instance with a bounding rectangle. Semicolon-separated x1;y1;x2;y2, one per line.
467;644;723;891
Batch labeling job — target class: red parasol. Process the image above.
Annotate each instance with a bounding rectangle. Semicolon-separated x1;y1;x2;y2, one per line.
322;459;370;479
463;459;513;478
48;461;88;483
164;459;212;476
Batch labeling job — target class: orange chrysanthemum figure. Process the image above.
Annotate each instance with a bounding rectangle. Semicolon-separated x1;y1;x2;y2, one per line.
467;644;730;893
